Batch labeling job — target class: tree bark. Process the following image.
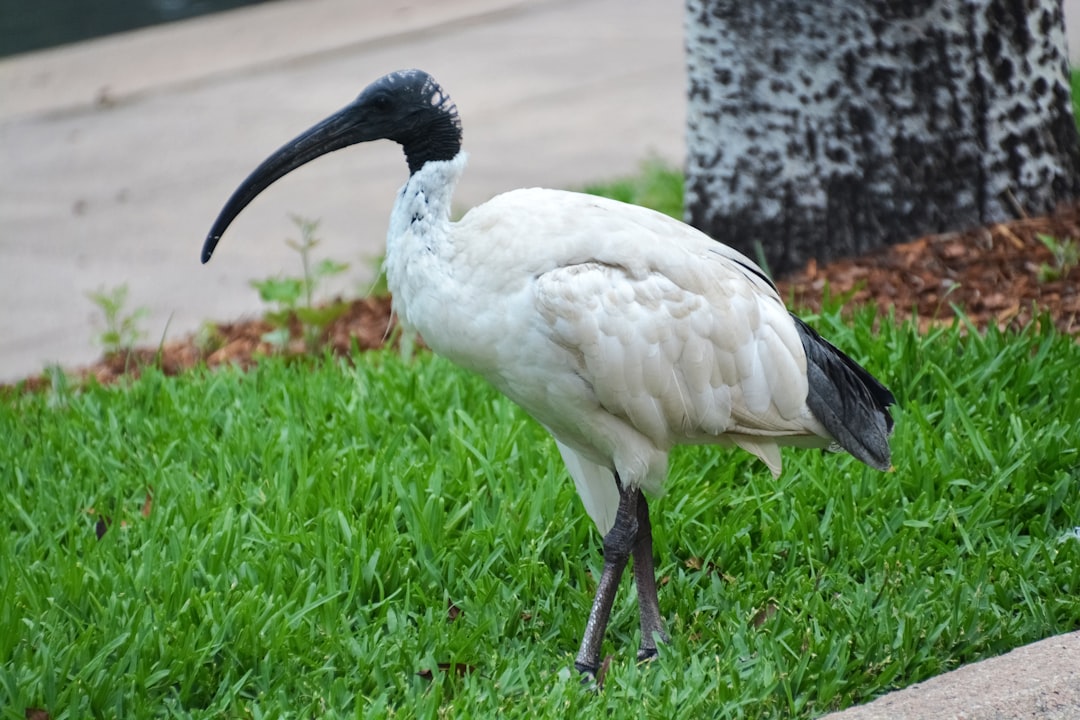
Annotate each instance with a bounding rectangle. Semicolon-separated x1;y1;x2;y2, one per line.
684;0;1080;276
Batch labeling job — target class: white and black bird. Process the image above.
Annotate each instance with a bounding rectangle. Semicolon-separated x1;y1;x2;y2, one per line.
202;69;895;679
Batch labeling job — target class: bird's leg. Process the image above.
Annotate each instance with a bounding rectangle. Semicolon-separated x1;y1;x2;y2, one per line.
574;475;639;678
632;490;668;661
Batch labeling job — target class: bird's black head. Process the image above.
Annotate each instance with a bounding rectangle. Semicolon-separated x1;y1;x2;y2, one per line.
361;70;462;172
201;69;462;263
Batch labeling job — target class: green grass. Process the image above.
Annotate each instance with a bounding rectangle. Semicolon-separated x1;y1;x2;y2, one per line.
2;310;1079;718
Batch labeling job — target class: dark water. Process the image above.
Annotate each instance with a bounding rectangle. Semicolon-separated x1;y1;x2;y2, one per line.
0;0;277;58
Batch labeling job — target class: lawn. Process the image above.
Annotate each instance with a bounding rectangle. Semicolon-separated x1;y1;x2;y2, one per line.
3;299;1079;717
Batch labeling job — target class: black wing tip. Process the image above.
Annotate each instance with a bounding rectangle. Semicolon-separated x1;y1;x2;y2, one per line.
792;314;896;470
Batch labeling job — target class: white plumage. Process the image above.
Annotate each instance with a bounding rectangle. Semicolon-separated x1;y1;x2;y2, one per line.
385;156;832;534
203;69;894;680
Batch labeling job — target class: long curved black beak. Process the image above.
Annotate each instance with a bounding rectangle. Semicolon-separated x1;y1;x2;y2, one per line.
201;101;373;264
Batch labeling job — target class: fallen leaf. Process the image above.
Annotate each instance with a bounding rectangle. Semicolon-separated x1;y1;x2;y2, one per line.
750;601;779;629
595;655;613;690
417;662;476;680
997;224;1026;249
685;557;729;579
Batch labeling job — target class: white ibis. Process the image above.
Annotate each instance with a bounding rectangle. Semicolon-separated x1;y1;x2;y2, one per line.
202;69;894;680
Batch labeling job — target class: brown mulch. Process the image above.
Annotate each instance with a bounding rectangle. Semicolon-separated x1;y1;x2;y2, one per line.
782;202;1080;334
6;204;1080;393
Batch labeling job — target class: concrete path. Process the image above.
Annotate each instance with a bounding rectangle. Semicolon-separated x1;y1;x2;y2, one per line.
0;0;684;381
2;1;1078;717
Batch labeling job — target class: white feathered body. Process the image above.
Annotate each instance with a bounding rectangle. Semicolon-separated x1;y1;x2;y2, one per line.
384;154;832;534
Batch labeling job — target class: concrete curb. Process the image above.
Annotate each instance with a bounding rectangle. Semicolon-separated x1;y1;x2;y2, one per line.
821;631;1080;719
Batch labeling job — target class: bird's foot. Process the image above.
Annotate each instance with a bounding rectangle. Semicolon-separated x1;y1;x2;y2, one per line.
574;660;597;679
636;647;659;662
575;655;612;691
636;629;669;663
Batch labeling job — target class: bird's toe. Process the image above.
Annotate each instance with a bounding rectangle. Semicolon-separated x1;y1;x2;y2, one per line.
574;660;598;679
574;655;612;691
636;629;669;662
636;646;659;662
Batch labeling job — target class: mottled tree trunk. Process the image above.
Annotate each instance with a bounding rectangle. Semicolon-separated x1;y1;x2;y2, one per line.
684;0;1080;276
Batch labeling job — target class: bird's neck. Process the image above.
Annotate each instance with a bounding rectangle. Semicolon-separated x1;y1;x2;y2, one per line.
388;152;467;241
384;152;468;319
402;111;463;175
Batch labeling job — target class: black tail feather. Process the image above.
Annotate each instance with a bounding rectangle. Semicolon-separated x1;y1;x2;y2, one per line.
792;314;895;471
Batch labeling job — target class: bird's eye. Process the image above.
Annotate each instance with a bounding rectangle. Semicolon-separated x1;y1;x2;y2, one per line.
370;93;392;112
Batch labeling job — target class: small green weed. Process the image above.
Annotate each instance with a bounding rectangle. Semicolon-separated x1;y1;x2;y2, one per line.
192;321;226;355
86;284;148;356
1036;233;1079;282
250;216;350;352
